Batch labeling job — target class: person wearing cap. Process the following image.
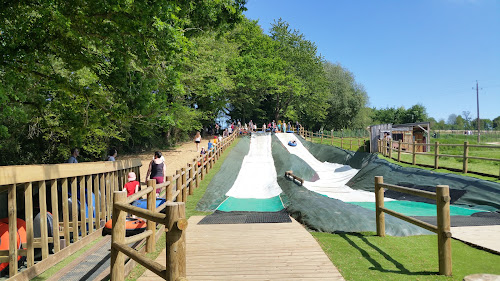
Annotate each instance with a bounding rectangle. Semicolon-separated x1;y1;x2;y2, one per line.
123;172;140;197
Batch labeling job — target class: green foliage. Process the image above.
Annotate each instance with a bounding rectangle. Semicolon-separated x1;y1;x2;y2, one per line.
372;104;428;125
0;0;246;164
321;62;368;130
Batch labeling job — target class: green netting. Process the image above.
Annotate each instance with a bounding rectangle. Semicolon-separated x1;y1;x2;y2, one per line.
272;135;431;236
217;196;284;212
297;136;500;212
350;201;483;217
196;137;250;211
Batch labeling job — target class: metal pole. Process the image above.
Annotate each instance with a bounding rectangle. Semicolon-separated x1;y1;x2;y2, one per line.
476;80;480;143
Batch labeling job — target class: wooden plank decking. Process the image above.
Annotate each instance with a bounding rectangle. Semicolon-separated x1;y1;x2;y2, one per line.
138;216;344;281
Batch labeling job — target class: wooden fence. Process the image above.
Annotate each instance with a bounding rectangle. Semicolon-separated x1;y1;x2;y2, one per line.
0;159;141;280
375;176;452;276
378;139;500;178
110;130;238;281
300;128;369;152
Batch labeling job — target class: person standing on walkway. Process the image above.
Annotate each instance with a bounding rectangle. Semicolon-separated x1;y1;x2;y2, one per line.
67;148;79;163
146;151;166;194
194;131;201;152
107;148;117;161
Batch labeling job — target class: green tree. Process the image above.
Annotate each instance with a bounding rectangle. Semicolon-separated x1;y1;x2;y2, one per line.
493;116;500;130
322;62;368;130
0;0;246;164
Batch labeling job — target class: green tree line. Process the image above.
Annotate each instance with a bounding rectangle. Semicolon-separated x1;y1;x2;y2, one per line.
1;1;376;165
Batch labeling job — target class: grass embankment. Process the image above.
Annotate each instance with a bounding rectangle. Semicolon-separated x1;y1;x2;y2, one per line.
125;137;240;281
312;231;500;281
384;136;500;179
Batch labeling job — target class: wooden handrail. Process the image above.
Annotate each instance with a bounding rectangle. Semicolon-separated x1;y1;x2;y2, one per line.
375;176;452;276
110;130;239;281
379;138;500;178
127;186;154;203
379;183;436;200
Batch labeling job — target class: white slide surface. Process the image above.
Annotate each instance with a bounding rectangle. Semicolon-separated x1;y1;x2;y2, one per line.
277;133;393;202
225;132;283;199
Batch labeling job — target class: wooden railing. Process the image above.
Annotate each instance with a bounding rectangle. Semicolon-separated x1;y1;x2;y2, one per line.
111;184;188;281
110;130;238;281
0;159;141;280
378;139;500;178
284;170;304;185
374;176;452;276
299;128;369;152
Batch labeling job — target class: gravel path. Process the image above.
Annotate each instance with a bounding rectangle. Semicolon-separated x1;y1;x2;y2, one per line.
121;138;215;185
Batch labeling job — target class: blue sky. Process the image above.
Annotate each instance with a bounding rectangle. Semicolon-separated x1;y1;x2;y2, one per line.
244;0;500;122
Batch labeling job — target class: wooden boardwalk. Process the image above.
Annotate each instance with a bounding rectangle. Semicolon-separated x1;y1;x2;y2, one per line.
138;216;344;281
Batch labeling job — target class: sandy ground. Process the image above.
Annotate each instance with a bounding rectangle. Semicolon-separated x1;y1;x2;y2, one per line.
121;138;214;185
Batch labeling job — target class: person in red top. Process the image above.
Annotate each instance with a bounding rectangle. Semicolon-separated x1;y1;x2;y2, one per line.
123;172;140;197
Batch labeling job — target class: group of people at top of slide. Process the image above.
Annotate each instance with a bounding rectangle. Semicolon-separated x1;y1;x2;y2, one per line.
64;130;231;197
243;120;301;133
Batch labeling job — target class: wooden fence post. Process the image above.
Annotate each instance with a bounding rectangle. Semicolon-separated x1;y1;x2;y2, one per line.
24;182;35;267
146;180;156;253
39;180;49;259
398;140;402;162
50;179;61;253
181;167;187;203
188;164;194;196
166;176;173;202
463;141;469;173
201;159;205;181
341;137;343;149
110;191;127;281
388;140;393;159
434;141;440;169
321;132;323;143
350;139;353;150
412;141;417;165
71;177;79;242
165;202;187;281
436;185;452;276
176;170;182;203
8;184;18;276
331;130;334;145
375;176;385;237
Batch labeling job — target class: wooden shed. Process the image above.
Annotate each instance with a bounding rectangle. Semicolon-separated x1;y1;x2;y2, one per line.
369;122;430;153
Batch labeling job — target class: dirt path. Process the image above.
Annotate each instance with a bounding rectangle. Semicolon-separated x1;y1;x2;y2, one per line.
121;138;214;184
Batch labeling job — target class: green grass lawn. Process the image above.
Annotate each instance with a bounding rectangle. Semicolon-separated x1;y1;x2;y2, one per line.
312;231;500;281
384;136;500;178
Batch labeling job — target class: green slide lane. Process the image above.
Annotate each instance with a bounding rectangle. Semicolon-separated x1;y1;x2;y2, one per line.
217;196;285;212
349;200;483;217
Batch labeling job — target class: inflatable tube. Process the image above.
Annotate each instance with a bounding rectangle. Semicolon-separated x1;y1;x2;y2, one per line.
286;131;294;133
0;221;23;272
288;141;297;147
33;212;54;259
103;217;147;236
131;198;167;210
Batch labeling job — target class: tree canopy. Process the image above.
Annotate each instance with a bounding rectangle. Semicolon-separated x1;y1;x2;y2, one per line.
1;2;374;165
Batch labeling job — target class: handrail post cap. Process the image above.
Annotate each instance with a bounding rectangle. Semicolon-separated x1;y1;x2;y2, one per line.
176;218;188;231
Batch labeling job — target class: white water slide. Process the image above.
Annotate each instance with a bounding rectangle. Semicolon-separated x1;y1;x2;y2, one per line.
276;133;393;202
225;132;283;199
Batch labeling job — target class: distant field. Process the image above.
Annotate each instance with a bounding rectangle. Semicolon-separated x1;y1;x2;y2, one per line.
391;136;500;177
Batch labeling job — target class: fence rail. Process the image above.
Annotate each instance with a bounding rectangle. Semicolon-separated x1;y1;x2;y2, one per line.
0;159;141;280
299;128;369;152
377;139;500;178
110;130;238;281
374;176;452;276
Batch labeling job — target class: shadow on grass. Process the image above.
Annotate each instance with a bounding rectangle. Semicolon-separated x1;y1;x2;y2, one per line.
337;232;437;276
